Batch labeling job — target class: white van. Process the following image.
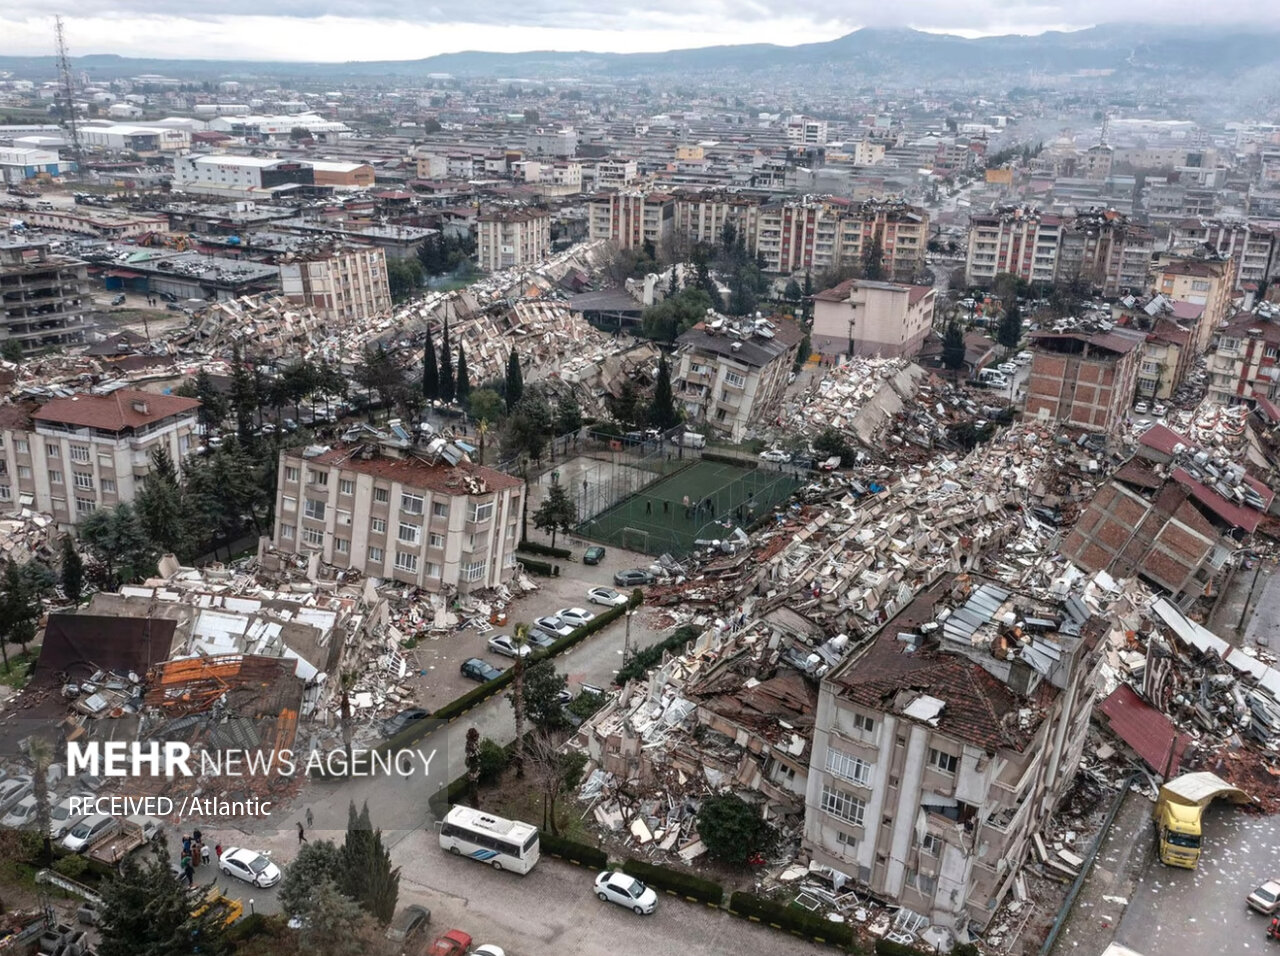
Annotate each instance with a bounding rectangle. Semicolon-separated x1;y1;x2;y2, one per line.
978;368;1009;388
1015;351;1034;365
680;431;706;449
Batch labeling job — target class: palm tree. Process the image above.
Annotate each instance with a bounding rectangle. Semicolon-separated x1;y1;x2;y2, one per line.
511;623;529;778
475;419;490;465
28;735;53;863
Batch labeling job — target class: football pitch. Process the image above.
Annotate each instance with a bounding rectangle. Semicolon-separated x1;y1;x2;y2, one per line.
577;458;800;556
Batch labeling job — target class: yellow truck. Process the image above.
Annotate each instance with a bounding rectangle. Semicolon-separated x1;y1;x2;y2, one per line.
192;884;244;926
1153;771;1251;868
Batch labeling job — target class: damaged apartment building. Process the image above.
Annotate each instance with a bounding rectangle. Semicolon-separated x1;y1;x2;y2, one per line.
805;574;1103;936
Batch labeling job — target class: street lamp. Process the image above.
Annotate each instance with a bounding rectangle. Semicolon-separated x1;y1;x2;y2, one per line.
623;609;633;662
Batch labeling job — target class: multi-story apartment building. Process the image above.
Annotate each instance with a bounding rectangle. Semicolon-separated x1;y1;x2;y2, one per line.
1055;210;1154;297
756;198;834;274
673;317;804;442
476;207;551;271
785;116;828;146
271;440;523;594
526;127;577;158
0;389;200;527
672;191;762;250
547;162;583;190
964;207;1061;287
811;278;936;359
595;160;639;189
805;576;1102;932
278;246;391;324
1;238;91;355
587;190;675;251
831;200;929;282
1205;307;1280;405
1165;219;1277;290
1150;255;1237;354
1024;329;1143;433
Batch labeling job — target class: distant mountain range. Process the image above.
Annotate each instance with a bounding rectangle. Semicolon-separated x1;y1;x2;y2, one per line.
1;24;1278;84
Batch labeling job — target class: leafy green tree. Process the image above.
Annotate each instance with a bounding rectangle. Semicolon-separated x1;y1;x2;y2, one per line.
642;286;711;342
942;320;967;378
135;447;187;556
476;736;508;785
386;257;423;301
78;504;156;589
60;534;84;604
1;340;23;363
997;302;1023;351
0;561;37;668
341;802;400;926
520;659;569;733
697;793;771;864
554;393;582;438
355;345;403;415
179;368;227;432
503;394;553;463
649;355;679;430
862;235;885;281
229;344;258;443
468;388;503;425
296;878;379;956
279;839;343;919
98;852;231;956
607;380;644;430
421;327;439;401
813;427;852;464
505;350;524;410
438;322;455;403
531;480;577;548
455;342;470;404
784;277;803;302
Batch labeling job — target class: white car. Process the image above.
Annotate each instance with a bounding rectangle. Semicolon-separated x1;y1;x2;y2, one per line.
219;847;282;888
487;634;532;658
588;587;627;607
534;616;574;639
473;947;506;956
63;813;119;853
759;449;791;463
594;870;658;915
0;776;32;815
1152;402;1168;417
1249;879;1280;914
1;794;40;829
50;795;87;838
556;607;596;629
997;362;1018;375
1133;401;1150;414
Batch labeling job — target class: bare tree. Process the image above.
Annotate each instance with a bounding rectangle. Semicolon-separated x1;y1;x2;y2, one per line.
524;731;588;835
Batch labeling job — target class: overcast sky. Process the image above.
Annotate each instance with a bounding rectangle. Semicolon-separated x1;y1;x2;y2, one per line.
0;3;1258;62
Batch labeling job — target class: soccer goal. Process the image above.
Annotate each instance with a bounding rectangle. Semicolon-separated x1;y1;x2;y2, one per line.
619;526;651;553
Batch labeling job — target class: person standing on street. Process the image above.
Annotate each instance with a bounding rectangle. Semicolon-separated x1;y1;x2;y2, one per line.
297;821;307;844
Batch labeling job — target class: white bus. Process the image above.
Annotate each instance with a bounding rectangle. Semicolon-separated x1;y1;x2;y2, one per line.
438;805;540;874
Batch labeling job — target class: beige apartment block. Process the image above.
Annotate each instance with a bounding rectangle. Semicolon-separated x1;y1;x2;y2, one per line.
476;207;552;271
279;246;391;324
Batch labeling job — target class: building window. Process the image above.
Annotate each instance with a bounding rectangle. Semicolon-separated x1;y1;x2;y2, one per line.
921;833;941;856
395;551;419;573
852;713;875;734
304;498;326;520
398;522;421;545
336;509;351;526
462;560;487;582
1141;361;1159;374
371;517;386;534
470;501;494;523
284;466;299;482
46;444;59;458
820;785;865;826
335;537;350;554
14;439;28;453
374;487;390;504
0;485;10;501
369;546;384;563
49;470;62;484
280;524;295;540
429;532;444;549
401;492;424;515
75;497;95;515
73;472;94;490
826;749;871;787
308;469;328;486
303;527;324;547
70;445;90;463
101;478;116;494
17;465;31;480
928;748;958;775
835;831;857;850
432;502;449;518
425;561;440;578
283;495;296;512
724;370;747;389
1192;280;1210;292
339;478;354;495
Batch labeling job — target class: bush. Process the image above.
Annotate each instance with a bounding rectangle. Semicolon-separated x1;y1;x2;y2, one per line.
728;891;853;946
517;557;557;576
875;940;932;956
697;793;771;864
539;831;607;868
52;853;88;879
620;859;723;905
567;690;606;721
517;539;572;559
615;624;700;685
476;737;507;785
226;912;271;941
433;669;515;722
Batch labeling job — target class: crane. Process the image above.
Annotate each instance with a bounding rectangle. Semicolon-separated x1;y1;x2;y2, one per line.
54;16;84;181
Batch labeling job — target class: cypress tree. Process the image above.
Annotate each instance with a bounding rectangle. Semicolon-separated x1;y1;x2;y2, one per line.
439;321;455;402
505;349;524;410
422;326;439;401
455;342;470;404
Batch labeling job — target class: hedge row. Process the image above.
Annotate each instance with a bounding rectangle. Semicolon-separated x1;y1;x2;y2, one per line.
875;940;934;956
517;539;573;560
539;831;608;869
615;624;700;685
620;858;723;905
727;892;854;946
517;557;559;577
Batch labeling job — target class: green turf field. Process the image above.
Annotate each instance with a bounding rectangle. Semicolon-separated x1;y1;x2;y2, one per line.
577;459;800;556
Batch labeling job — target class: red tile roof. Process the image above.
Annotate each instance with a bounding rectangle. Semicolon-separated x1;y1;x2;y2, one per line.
812;279;855;302
1098;684;1190;775
1171;467;1270;533
1139;423;1192;457
302;444;523;497
34;389;199;432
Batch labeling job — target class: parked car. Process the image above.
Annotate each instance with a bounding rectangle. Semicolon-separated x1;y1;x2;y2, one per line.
594;870;658;915
0;776;33;815
588;586;627;607
110;293;126;306
583;546;606;566
1249;880;1280;914
50;794;88;839
472;947;506;956
1;794;40;828
525;629;556;650
818;456;841;471
1152;402;1168;417
385;904;431;945
487;634;533;658
427;930;473;956
218;847;282;888
613;569;653;587
63;813;118;853
381;707;431;737
533;616;574;639
997;362;1018;375
556;607;596;628
1133;401;1150;414
759;448;791;463
460;658;504;683
1015;351;1034;365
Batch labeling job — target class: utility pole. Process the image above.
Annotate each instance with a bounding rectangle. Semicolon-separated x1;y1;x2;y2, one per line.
54;17;84;182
